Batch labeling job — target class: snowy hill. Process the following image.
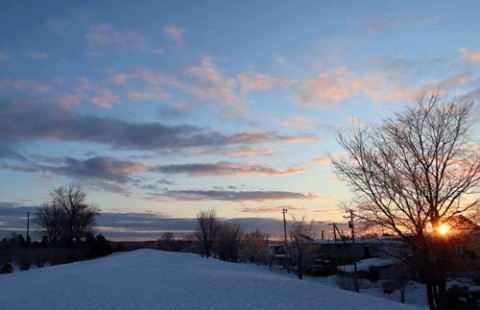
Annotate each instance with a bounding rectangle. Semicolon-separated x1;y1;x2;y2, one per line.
0;249;422;309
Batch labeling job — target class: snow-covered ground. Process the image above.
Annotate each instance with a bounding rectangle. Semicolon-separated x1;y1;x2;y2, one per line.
0;249;424;309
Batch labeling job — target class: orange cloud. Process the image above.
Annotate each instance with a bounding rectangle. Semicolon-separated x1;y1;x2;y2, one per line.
91;88;119;108
85;23;146;55
0;77;51;94
186;57;247;117
296;67;429;107
460;48;480;64
282;115;317;129
310;156;330;165
111;74;129;85
387;87;424;103
163;25;184;43
151;161;308;177
59;91;85;108
238;72;293;94
118;162;149;173
295;67;352;107
238;204;305;214
127;70;171;102
225;148;278;157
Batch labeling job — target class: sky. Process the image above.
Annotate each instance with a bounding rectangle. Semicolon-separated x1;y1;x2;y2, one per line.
1;1;480;240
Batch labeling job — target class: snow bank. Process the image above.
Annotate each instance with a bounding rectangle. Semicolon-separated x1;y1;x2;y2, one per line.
339;257;397;273
0;249;422;309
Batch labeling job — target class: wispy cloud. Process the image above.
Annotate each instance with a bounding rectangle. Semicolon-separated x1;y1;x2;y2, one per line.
186;57;247;118
163;25;184;44
225;130;316;144
310;155;331;165
151;161;307;177
2;156;148;184
459;48;480;64
0;143;26;161
282;115;317;129
295;67;353;107
295;67;429;107
45;18;76;41
90;87;119;108
151;189;316;202
57;78;120;108
0;78;51;94
225;148;278;157
0;100;314;154
238;72;293;94
0;204;289;240
353;14;444;36
111;73;129;85
131;70;172;102
85;23;146;55
24;51;49;60
60;157;148;182
238;205;305;214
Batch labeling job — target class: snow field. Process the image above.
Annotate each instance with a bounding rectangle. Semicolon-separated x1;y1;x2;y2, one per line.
0;249;424;310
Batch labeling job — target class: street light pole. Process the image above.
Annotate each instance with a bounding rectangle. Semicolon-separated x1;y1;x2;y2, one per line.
346;210;358;292
282;208;289;272
26;212;30;239
26;211;30;246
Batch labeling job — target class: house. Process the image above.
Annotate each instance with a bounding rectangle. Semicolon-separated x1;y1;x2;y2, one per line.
446;215;480;259
317;236;409;280
443;215;480;282
337;257;404;281
317;236;406;263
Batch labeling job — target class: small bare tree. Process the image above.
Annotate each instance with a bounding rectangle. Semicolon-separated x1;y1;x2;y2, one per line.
215;222;244;262
239;229;269;264
332;93;480;310
289;216;318;280
194;209;220;258
159;231;175;251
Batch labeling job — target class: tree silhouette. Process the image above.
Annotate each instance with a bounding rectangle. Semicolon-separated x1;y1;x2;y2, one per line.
194;209;220;258
35;185;99;246
332;93;480;310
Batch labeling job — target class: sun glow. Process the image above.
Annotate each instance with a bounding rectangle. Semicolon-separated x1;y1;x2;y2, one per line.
437;223;451;236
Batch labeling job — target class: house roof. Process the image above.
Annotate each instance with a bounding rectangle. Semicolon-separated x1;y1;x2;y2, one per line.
447;215;480;234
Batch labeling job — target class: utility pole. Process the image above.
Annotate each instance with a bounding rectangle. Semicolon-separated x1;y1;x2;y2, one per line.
345;210;358;292
282;208;289;273
329;223;338;243
26;211;30;246
26;212;30;238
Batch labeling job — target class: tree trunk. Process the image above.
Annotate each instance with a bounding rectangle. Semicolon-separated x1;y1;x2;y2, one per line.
426;279;448;310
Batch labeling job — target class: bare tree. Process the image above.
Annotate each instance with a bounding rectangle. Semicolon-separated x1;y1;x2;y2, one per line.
332;93;480;310
215;222;244;262
239;229;269;264
36;185;99;246
194;209;220;258
34;203;63;243
289;216;318;280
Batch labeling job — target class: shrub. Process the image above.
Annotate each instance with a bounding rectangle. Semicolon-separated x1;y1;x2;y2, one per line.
446;285;480;310
15;249;32;271
0;261;13;274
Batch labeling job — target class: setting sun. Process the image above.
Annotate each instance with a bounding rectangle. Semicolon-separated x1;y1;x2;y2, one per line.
437;223;451;236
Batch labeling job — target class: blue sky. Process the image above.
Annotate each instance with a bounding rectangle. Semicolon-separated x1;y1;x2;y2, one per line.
1;1;480;240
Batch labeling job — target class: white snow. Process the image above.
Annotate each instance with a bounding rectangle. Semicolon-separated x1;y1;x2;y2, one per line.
0;249;424;310
339;257;397;272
